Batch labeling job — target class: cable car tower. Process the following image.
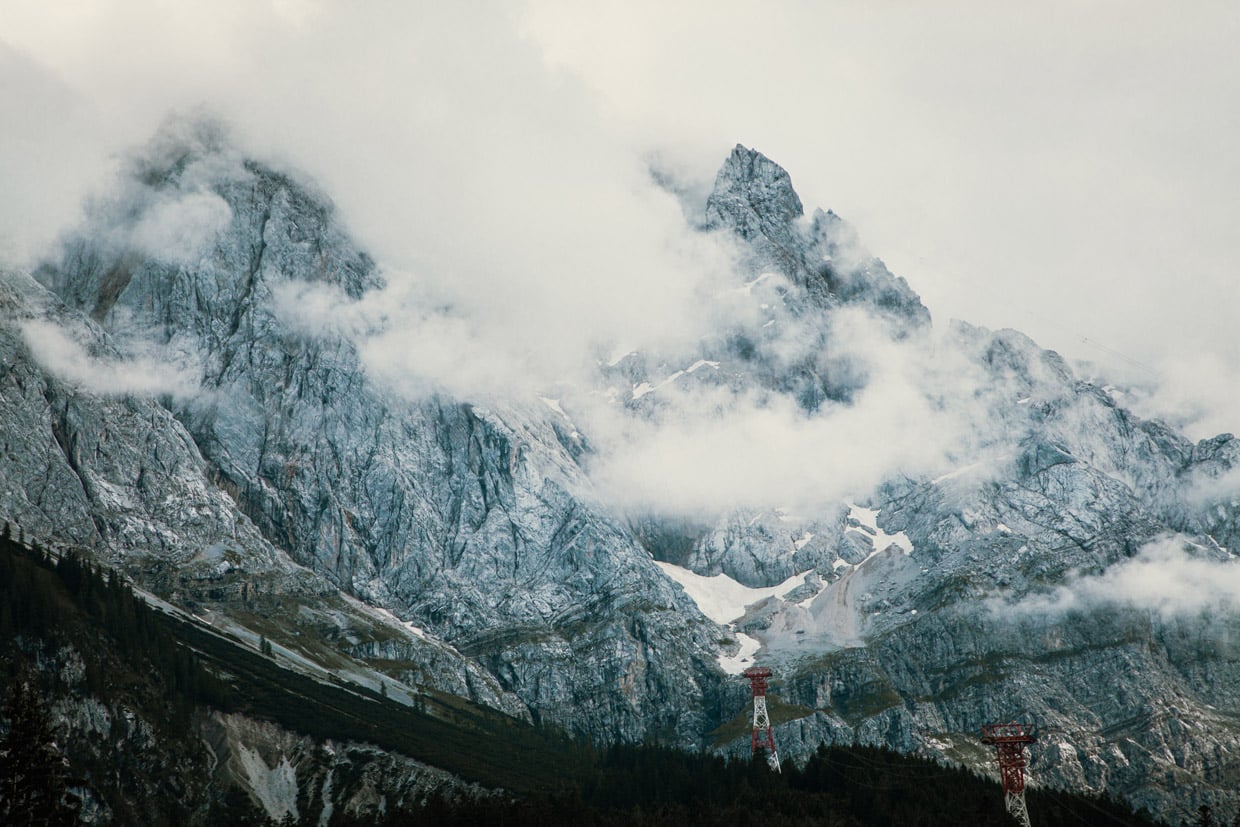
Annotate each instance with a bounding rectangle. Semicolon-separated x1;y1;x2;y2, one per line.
980;722;1038;827
742;666;781;771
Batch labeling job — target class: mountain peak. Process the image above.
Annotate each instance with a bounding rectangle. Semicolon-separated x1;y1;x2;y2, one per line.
38;115;377;331
125;111;238;190
704;145;803;238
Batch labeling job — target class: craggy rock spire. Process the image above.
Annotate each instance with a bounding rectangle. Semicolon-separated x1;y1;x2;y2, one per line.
705;145;804;239
5;118;1240;821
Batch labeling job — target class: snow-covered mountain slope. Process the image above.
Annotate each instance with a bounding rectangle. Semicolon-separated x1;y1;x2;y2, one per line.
6;118;1240;819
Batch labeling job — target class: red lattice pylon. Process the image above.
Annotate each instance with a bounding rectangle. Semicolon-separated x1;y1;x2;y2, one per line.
742;666;781;772
980;722;1038;827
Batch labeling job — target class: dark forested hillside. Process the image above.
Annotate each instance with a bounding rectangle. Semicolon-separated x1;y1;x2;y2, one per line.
0;526;246;823
396;743;1169;827
0;526;1176;825
0;526;585;822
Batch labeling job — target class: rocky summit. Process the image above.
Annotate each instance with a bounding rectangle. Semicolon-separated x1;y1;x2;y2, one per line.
3;120;1239;821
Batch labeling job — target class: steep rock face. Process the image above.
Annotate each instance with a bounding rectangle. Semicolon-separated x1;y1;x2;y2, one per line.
0;295;100;550
1175;433;1240;553
37;121;724;744
13;121;1240;821
705;146;804;247
631;147;935;590
704;144;928;328
0;272;533;715
685;506;850;588
0;271;287;581
699;317;1240;818
807;208;929;326
672;148;1240;819
759;594;1240;818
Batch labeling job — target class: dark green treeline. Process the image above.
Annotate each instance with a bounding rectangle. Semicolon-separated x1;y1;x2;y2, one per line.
0;526;1175;826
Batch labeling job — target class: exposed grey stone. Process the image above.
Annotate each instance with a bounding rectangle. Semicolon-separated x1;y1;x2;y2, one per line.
5;119;1239;822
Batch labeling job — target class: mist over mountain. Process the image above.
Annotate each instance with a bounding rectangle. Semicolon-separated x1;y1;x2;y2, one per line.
5;3;1239;445
1;111;1238;823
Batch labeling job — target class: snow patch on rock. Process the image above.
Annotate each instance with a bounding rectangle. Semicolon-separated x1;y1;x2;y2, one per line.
655;561;809;624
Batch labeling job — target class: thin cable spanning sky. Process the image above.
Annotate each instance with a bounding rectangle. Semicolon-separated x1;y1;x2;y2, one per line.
2;0;1237;438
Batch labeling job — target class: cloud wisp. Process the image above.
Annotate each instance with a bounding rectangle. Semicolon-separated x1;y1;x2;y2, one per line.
20;106;1031;524
580;306;993;518
20;318;203;400
999;536;1240;619
520;1;1240;440
4;2;1237;523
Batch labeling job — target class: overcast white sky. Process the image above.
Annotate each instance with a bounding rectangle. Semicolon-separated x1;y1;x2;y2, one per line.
2;1;1238;439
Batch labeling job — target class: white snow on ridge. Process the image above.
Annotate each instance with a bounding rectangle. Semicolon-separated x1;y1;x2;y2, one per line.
846;503;913;556
717;632;761;675
342;593;437;644
538;396;568;419
847;503;881;533
655;562;811;675
930;463;985;485
739;272;775;293
631;359;720;400
606;348;635;367
655;562;808;625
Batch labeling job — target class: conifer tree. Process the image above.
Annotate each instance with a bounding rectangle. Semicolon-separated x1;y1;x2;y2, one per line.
0;675;76;826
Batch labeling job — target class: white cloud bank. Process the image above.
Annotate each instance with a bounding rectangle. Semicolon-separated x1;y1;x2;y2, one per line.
2;3;742;381
2;2;1238;518
1006;536;1240;619
1123;351;1240;443
20;319;202;399
583;308;991;517
521;1;1240;439
127;188;232;265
